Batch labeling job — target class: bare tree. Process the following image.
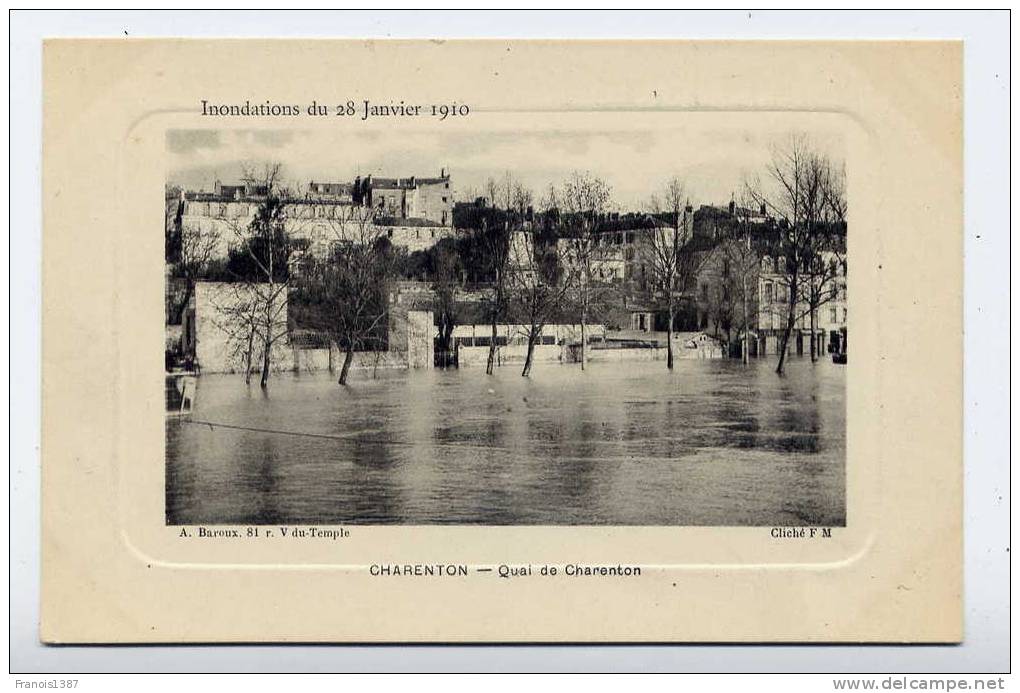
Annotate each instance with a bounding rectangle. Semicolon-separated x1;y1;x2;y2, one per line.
220;162;295;388
294;206;394;385
507;236;576;377
644;177;700;370
209;283;271;385
699;256;735;345
431;241;461;366
729;197;765;363
485;176;501;210
477;173;523;375
558;172;611;370
165;187;222;325
173;224;222;324
745;135;844;374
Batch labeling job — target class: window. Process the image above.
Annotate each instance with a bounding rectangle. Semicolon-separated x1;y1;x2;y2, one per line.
841;308;847;323
764;281;774;303
722;259;731;277
442;196;447;203
387;229;393;238
829;307;837;324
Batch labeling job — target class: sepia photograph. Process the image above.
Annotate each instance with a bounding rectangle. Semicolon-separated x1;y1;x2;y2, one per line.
164;125;849;527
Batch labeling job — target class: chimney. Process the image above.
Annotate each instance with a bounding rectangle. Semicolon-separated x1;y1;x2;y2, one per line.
728;199;735;215
410;176;416;187
441;167;448;178
760;203;767;216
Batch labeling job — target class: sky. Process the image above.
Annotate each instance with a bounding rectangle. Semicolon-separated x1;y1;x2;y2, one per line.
167;123;846;212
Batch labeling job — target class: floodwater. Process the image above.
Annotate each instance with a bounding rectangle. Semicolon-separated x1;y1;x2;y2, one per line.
166;358;845;526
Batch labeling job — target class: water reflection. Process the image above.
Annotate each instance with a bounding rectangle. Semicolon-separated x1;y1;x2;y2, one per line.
166;358;845;526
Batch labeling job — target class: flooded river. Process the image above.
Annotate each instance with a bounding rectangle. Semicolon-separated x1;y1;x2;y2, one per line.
166;358;845;526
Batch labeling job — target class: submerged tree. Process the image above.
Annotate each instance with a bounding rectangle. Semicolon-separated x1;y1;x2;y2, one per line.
746;135;847;374
508;232;577;378
219;162;296;388
294;206;395;385
726;206;763;364
478;173;522;375
557;171;612;371
431;240;462;361
644;177;702;370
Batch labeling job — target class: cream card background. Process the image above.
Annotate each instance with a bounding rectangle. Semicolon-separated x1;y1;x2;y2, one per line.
41;40;961;643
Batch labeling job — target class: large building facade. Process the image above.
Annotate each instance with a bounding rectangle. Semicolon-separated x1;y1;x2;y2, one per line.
172;169;456;262
353;169;453;226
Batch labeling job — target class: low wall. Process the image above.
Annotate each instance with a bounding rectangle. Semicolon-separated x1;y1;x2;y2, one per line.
292;346;407;373
577;340;722;363
193;282;292;374
458;343;563;368
586;346;665;363
459;342;723;367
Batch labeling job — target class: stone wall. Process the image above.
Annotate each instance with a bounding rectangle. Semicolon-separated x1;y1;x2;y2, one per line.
457;343;563;368
292;346;407;374
193;282;433;375
406;310;434;368
193;282;292;374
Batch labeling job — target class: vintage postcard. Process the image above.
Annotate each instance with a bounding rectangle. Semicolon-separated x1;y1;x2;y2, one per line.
41;40;962;642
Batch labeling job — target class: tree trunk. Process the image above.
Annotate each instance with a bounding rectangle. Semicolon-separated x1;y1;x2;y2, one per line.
338;347;354;385
486;317;498;375
776;274;798;375
244;327;254;385
579;312;587;371
174;281;193;326
666;301;675;370
521;332;537;377
776;323;791;375
809;303;818;362
259;340;271;388
259;287;274;388
741;278;749;364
